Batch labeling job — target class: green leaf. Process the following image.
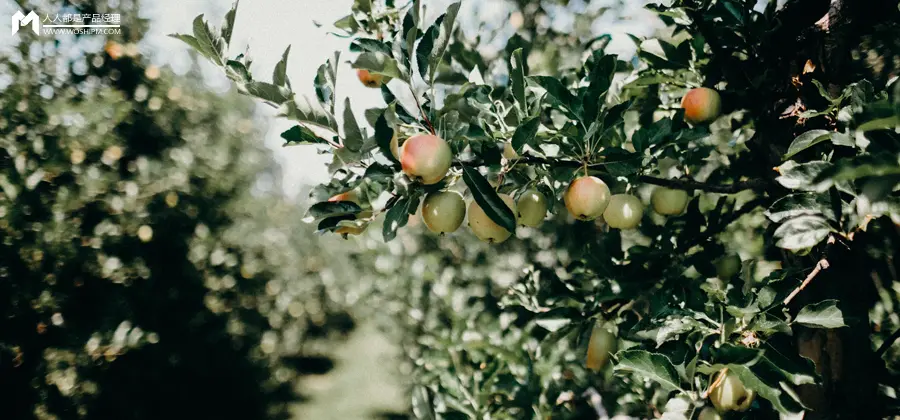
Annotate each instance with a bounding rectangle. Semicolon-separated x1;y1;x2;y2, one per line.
857;115;900;132
510;48;527;116
333;14;359;33
169;34;205;58
638;39;690;70
775;161;832;192
613;350;683;391
511;117;540;153
795;300;846;329
351;38;393;55
191;14;225;66
225;60;251;82
765;193;832;223
773;215;832;250
632;118;672;152
280;125;329;146
342;98;363;152
220;1;238;44
583;53;617;120
279;96;338;132
383;196;417;242
306;201;362;220
351;52;405;80
529;76;577;117
314;63;334;109
599;148;641;176
273;45;291;88
748;314;792;335
415;2;461;81
241;81;292;105
374;113;398;163
783;130;833;159
461;166;516;233
415;19;437;79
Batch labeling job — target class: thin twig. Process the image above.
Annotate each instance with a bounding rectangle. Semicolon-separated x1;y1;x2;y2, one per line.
783;257;831;305
876;328;900;358
409;85;436;135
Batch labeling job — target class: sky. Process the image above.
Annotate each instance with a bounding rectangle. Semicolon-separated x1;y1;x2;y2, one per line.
4;0;659;199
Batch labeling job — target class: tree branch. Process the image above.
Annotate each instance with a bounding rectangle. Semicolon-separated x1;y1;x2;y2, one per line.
453;157;767;193
638;175;767;193
876;327;900;358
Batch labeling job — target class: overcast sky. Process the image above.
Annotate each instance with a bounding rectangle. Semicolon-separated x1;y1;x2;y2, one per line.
4;0;658;199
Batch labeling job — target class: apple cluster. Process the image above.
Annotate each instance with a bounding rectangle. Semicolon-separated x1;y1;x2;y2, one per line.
329;130;709;243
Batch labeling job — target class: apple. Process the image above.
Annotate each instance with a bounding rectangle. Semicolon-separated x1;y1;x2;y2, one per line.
564;176;611;221
400;134;452;185
682;87;722;125
603;194;643;229
468;194;516;243
421;191;466;234
517;189;547;227
651;187;690;216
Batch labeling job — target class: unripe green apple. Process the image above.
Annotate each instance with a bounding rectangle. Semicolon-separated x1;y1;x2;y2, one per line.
421;191;466;234
697;407;722;420
603;194;643;229
663;396;691;414
517;189;547;227
357;69;390;88
564;176;610;221
503;142;519;160
651;187;690;216
400;134;452;185
715;254;742;279
585;325;617;372
709;370;755;412
468;194;516;243
682;87;722;125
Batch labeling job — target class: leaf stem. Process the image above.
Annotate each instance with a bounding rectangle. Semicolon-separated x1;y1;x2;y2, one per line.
409;85;436;135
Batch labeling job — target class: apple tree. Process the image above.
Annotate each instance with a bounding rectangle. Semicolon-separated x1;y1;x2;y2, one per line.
178;0;900;418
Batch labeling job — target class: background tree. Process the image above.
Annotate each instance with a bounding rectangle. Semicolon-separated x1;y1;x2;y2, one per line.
0;2;359;418
192;0;900;418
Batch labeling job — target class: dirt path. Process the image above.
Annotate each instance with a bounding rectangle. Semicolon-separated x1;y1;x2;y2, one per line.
292;323;407;419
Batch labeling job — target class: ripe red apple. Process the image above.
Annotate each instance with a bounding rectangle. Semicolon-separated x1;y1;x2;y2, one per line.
682;87;722;125
400;134;452;185
357;69;389;88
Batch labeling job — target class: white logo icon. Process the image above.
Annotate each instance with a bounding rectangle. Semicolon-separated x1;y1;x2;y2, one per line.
11;10;40;35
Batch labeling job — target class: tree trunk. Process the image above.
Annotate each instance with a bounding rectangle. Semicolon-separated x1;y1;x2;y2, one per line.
794;232;881;419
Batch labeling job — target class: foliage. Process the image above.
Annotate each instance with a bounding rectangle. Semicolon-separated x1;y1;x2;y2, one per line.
0;4;358;419
175;0;900;418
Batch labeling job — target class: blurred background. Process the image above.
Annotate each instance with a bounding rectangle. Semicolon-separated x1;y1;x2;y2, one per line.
0;0;660;419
